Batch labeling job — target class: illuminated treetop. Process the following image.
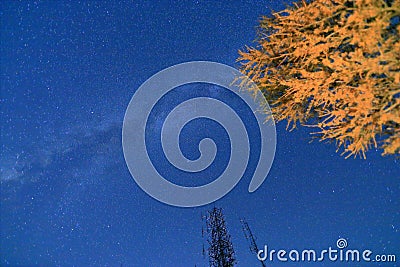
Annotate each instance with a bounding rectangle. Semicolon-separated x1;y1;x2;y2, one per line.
238;0;400;158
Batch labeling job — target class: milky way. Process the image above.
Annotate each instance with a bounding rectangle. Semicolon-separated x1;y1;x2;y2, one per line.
1;1;399;266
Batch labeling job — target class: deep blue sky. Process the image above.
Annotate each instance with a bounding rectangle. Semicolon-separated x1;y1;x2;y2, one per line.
1;1;399;266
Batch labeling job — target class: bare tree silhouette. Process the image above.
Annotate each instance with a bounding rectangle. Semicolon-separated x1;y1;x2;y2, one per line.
202;207;236;267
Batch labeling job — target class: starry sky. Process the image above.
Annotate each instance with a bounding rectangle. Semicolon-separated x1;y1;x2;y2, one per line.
1;1;399;266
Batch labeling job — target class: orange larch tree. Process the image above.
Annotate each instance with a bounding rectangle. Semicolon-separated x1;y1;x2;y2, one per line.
238;0;400;158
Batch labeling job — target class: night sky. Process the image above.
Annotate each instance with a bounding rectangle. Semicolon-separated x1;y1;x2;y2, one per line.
1;1;399;266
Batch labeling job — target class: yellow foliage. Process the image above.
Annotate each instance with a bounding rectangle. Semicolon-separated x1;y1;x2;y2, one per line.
238;0;400;158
